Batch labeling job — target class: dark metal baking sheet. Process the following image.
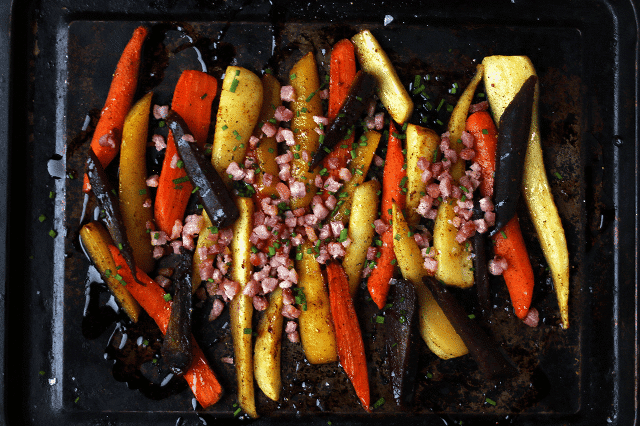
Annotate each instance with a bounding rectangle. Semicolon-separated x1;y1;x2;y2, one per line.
0;0;637;425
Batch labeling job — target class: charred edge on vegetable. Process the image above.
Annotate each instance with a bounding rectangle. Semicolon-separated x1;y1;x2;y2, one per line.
160;249;194;376
385;278;419;407
489;75;537;236
472;196;491;316
85;149;141;284
166;111;240;229
423;276;517;380
309;71;377;169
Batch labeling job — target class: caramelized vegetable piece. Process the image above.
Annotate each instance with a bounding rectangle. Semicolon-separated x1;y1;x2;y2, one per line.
391;203;468;359
109;246;223;408
85;149;138;281
423;276;517;380
167;111;239;229
211;66;263;186
483;55;569;328
79;221;141;322
309;71;377;169
471;199;491;315
254;288;284;402
385;278;419;407
296;240;338;364
342;180;380;297
351;29;413;125
405;124;440;228
289;52;323;209
82;26;148;192
490;75;537;235
330;130;381;222
161;250;193;376
229;197;258;418
326;262;371;411
119;92;155;273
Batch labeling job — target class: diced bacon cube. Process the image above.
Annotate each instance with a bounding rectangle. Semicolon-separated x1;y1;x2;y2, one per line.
523;307;539;328
282;304;301;319
323;177;342;193
285;320;297;333
253;295;269;311
152;134;166;150
423;257;438;274
374;219;389;235
226;161;246;181
479;196;494;212
151;230;168;246
280;85;296;102
426;182;441;199
262;122;277;138
209;299;225;321
275;106;294;121
249;135;261;148
326;156;340;170
276;151;293;165
374;112;385;130
366;246;378;261
243;279;261;297
484;211;496;227
153;246;165;259
276;182;291;200
455;220;476;244
325;194;337;210
153;104;169;120
312;203;329;221
338;168;352;181
459;148;476;161
290;181;306;199
469;101;489;114
146;174;160;187
287;330;300;343
488;255;508;275
98;130;116;148
327;242;346;258
461;130;475;148
181;134;195;143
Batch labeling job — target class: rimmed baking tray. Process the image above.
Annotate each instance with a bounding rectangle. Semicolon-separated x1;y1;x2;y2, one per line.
0;0;637;425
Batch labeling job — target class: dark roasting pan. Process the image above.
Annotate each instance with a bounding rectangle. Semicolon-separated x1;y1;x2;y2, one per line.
0;0;638;425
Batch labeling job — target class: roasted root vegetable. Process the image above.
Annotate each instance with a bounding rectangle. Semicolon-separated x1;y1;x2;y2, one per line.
466;110;535;319
118;92;155;273
79;221;141;322
326;262;370;411
433;202;474;288
423;276;517;380
351;29;413;125
229;197;258;418
342;180;381;297
289;52;323;209
392;203;468;359
86;149;138;281
310;71;377;169
405;124;440;228
109;246;223;409
160;250;193;376
296;240;338;364
432;66;483;288
254;288;284;402
385;278;419;407
483;55;570;328
330;130;381;222
167;112;239;229
211;66;263;185
83;26;148;193
249;74;282;200
489;75;537;235
154;70;218;235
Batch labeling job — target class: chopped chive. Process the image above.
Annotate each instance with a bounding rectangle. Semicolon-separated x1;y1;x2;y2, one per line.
229;78;240;93
163;293;172;302
485;397;497;406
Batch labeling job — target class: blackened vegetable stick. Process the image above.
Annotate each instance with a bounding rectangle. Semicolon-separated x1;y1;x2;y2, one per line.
161;250;193;376
423;276;517;380
85;149;138;282
309;71;376;169
490;75;537;235
166;111;240;229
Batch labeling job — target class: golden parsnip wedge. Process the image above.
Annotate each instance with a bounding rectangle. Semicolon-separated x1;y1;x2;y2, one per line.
296;241;338;364
332;130;381;223
251;74;281;199
391;204;468;359
433;202;474;288
352;29;413;125
80;221;141;322
289;53;323;209
212;66;263;184
342;180;380;297
229;197;258;418
118;92;155;273
483;55;570;328
254;288;284;402
405;124;440;228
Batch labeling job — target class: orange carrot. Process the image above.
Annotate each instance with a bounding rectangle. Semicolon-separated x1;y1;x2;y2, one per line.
154;71;218;235
109;245;223;408
322;39;357;184
381;122;406;223
326;261;370;411
466;111;535;319
83;26;148;193
367;228;396;310
367;122;406;309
